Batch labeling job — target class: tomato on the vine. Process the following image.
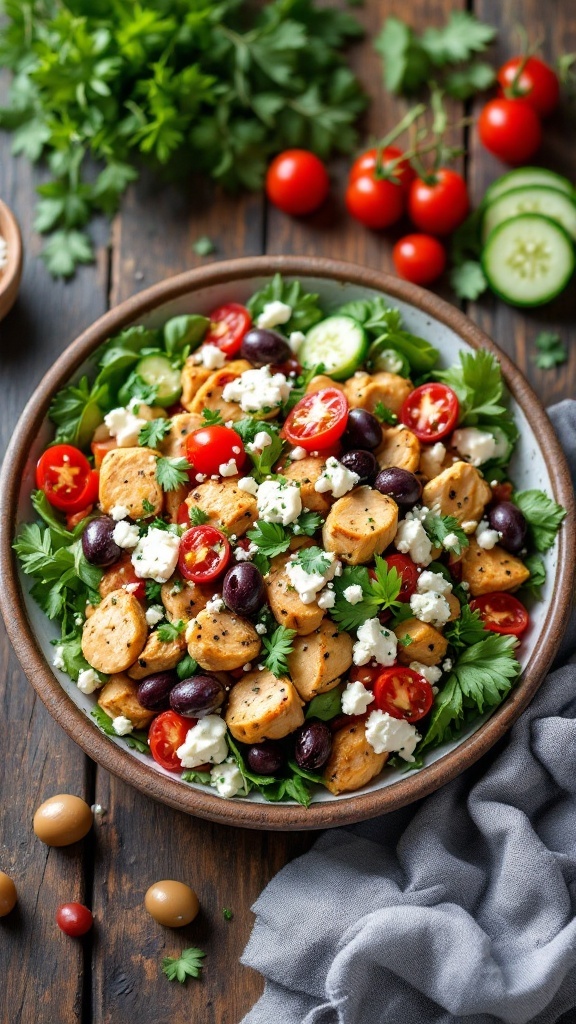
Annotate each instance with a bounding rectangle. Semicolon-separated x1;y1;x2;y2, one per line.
383;554;419;602
282;387;349;451
203;303;251;356
185;425;245;477
408;169;469;236
497;56;560;118
266;149;330;216
393;234;446;285
149;711;192;772
345;173;405;229
349;146;415;195
400;383;459;442
478;98;542;165
56;903;93;937
178;525;230;584
470;593;529;636
36;444;99;514
373;667;433;723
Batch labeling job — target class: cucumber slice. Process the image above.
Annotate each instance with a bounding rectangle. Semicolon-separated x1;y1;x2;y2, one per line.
136;353;182;406
485;167;574;205
365;340;410;376
482;214;575;307
482;186;576;244
299;316;369;381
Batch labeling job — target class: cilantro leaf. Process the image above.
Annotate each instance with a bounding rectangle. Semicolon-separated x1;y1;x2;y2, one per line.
444;605;487;649
145;580;162;601
373;401;398;425
374;17;430;95
162;948;206;984
443;62;496;100
138;418;171;448
201;409;224;426
292;546;332;576
262;625;297;677
247;521;290;559
513;490;566;552
330;559;401;632
176;654;198;680
533;332;567;370
291;510;323;537
421;12;496;65
234;420;285;481
156;456;193;491
450;260;488;301
370;555;403;608
434;351;516;446
422;512;469;556
247;274;323;334
306;687;342;721
157;620;186;642
188;506;209;526
41;229;94;278
193;236;216;256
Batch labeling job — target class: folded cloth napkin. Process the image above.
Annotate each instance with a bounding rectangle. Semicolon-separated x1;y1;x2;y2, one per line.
241;401;576;1024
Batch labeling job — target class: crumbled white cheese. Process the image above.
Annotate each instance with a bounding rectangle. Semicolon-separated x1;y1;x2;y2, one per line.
219;458;239;477
462;520;478;533
235;542;257;562
210;758;247;798
237;476;259;495
112;520;140;549
460;581;470;592
53;646;65;671
110;504;130;522
247;431;273;452
317;589;336;610
410;591;451;628
205;596;225;614
430;441;447;463
112;715;134;736
443;532;461;551
257;479;302;526
77;668;103;694
145;605;165;627
256;300;292;329
286;552;340;605
341;680;375;716
104;404;153;447
198;344;226;369
442;658;453;672
255;622;267;635
315;456;360;499
475;519;500;550
288;331;306;354
417;570;453;596
353;618;397;667
343;584;364;605
290;446;307;461
176;715;228;768
452;427;499;467
131;527;180;583
365;710;420;762
394;518;433;566
222;366;291;413
409;661;442;686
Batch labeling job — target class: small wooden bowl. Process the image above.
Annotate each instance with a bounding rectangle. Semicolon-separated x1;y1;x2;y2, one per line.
0;199;23;321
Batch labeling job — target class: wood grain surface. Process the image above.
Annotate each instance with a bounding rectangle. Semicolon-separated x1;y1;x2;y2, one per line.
1;2;575;1023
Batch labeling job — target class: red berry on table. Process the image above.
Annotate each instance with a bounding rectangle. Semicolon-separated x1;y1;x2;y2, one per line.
56;902;93;937
265;149;330;216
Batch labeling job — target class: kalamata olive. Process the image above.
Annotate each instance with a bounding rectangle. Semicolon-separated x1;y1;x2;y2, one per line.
222;563;265;617
339;449;378;483
341;408;383;452
169;674;225;718
137;671;178;711
246;741;285;776
240;328;292;367
294;721;332;771
488;501;527;554
81;516;122;567
33;794;93;847
144;880;199;927
374;467;422;507
0;871;17;917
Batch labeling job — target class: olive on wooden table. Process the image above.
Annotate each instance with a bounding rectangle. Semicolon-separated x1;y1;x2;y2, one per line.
340;449;378;483
222;563;265;617
341;408;383;452
294;721;332;771
33;794;93;847
0;871;17;917
137;672;178;712
169;674;225;718
487;502;527;554
246;741;285;776
374;467;422;508
240;328;292;367
81;516;122;567
145;880;200;928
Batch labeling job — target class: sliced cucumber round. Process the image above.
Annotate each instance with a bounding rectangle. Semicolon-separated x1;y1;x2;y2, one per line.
366;340;410;376
482;213;575;307
136;353;182;406
299;315;369;381
482;186;576;245
485;167;574;205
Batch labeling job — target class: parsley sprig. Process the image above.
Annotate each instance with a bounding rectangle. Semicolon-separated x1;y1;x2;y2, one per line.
247;274;324;334
422;512;468;557
262;625;297;677
157;619;185;642
533;332;567;370
331;556;402;632
91;707;150;755
247;522;291;560
513;490;566;552
156;456;193;491
162;948;206;985
138;418;171;448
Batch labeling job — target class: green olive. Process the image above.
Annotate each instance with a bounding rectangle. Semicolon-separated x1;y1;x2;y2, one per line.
33;794;93;847
144;880;199;928
0;871;17;917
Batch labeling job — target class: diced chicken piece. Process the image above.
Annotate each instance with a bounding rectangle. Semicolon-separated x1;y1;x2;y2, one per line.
225;669;304;743
323;723;387;795
160;575;213;623
187;608;261;671
288;620;353;701
99;446;163;519
127;631;186;679
305;374;346;396
422;461;492;528
281;455;333;515
375;425;420;473
461;539;531;597
394;618;448;666
344;371;413;415
82;589;148;674
185;477;257;537
419;443;458;482
446;593;461;622
159;412;203;458
265;554;325;636
97;673;155;730
180;361;213;411
322;486;398;565
188;360;253;422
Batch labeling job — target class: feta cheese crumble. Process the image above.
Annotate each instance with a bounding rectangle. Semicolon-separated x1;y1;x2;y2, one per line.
247;431;273;453
417;570;453;596
197;344;226;369
452;427;506;467
365;710;420;762
256;300;292;329
410;592;451;627
131;527;180;583
205;596;225;614
238;476;259;495
315;456;360;498
53;646;65;671
475;519;500;550
290;446;307;461
104;403;153;447
317;589;336;610
353;618;397;667
77;668;103;694
210;759;247;798
110;504;130;522
255;622;267;635
342;680;375;716
394;516;433;566
257;479;302;526
222;366;291;413
343;584;364;605
112;520;140;549
176;715;228;768
288;331;306;354
286;552;340;604
443;532;461;551
112;715;134;736
145;605;165;627
219;458;239;477
409;661;442;686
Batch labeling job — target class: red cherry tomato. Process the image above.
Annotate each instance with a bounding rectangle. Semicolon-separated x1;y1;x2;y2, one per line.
393;234;447;285
203;303;251;356
345;173;405;229
400;383;459;442
149;711;193;772
185;425;245;477
36;445;99;514
98;552;146;600
178;525;230;584
282;387;349;451
349;146;416;195
266;149;330;216
470;593;529;636
56;903;93;937
497;57;560;118
491;481;514;505
408;169;470;236
91;436;117;469
349;663;381;689
478;98;542;165
176;502;191;527
373;667;433;724
383;554;419;602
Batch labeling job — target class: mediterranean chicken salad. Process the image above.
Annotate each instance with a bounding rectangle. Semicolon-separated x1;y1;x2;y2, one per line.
15;275;566;806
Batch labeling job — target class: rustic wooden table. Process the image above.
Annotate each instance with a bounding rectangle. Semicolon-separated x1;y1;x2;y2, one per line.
1;2;575;1022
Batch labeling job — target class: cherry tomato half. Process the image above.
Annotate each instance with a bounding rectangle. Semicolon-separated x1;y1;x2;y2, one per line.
98;552;146;600
497;56;560;118
345;173;405;230
56;902;93;937
185;425;245;477
203;303;251;356
470;592;529;636
400;383;459;442
349;663;381;689
408;169;470;236
383;554;419;602
149;711;193;772
393;234;446;286
478;98;542;166
373;667;433;723
36;445;99;514
349;146;416;195
178;525;230;584
266;149;330;216
282;387;349;451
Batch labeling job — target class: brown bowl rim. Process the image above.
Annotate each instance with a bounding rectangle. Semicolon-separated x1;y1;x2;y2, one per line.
1;255;574;831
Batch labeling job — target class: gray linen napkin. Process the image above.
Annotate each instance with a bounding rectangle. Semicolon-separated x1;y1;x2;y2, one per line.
241;401;576;1024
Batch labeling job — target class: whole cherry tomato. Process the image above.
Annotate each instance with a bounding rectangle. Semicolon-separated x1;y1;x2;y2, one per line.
349;146;416;196
393;234;447;285
36;445;99;514
400;383;459;442
383;554;419;602
497;56;560;118
408;169;470;236
185;425;245;477
266;150;330;216
470;593;529;636
373;667;433;723
478;98;542;165
345;174;405;229
203;303;251;357
56;903;93;937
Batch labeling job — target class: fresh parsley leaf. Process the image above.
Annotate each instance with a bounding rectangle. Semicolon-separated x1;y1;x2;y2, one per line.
450;260;488;300
520;554;547;599
434;351;516;445
164;315;209;357
182;768;212;785
49;375;106;448
306;687;342;721
188;506;210;526
222;907;233;921
533;332;567;370
443;62;495;100
162;948;206;984
193;236;216;256
389;602;415;630
234;420;285;481
247;521;290;559
145;579;162;601
340;297;439;373
31;490;83;546
444;605;487;649
57;632;105;683
292;545;332;577
291;510;323;537
247;274;323;334
513;490;566;552
157;619;186;642
331;559;401;631
91;707;150;754
117;371;158;408
421;12;496;65
138;418;171;448
373;401;398;425
281;363;324;414
177;654;198;680
201;409;224;426
156;456;193;491
422;512;468;556
374;17;431;95
370;555;403;608
262;625;297;677
42;229;94;278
